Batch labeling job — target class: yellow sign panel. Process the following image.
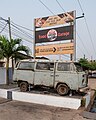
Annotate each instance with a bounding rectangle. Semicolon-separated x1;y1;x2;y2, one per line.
35;43;74;56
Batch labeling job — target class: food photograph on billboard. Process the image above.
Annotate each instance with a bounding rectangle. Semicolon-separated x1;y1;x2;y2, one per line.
35;11;75;28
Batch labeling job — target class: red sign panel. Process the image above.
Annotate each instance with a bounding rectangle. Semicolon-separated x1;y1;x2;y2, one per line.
35;25;73;43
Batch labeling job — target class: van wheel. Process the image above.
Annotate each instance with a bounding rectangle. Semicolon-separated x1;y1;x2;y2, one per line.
57;84;69;96
20;82;28;92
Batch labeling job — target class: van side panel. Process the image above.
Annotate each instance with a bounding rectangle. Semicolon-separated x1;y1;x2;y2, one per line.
54;71;79;90
16;70;34;84
34;70;54;87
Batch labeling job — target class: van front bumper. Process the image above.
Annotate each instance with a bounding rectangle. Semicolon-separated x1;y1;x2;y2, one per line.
79;86;89;92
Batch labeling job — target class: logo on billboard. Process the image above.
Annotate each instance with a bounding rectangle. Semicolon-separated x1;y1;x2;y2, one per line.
47;29;57;41
35;25;73;43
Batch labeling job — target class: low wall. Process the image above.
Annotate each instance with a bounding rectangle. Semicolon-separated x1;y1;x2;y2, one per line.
0;67;13;84
0;88;92;110
0;67;6;84
12;91;81;109
0;88;81;109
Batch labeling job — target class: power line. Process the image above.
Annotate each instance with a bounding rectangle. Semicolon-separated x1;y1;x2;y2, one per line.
0;22;33;44
11;21;33;32
56;0;95;58
77;0;84;14
0;17;34;44
38;0;55;15
0;23;7;33
77;32;90;56
38;0;87;60
55;0;87;57
77;45;84;55
11;27;33;44
0;21;6;25
11;23;34;40
84;17;96;54
56;0;66;12
77;0;96;58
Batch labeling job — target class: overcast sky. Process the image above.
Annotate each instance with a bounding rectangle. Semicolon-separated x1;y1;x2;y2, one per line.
0;0;96;61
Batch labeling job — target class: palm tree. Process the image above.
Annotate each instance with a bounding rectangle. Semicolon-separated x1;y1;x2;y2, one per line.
0;35;30;85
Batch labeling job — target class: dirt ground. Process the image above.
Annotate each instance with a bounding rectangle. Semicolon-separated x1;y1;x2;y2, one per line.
88;78;96;90
0;78;96;120
0;99;88;120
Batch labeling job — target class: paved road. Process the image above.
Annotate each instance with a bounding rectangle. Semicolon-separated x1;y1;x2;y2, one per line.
0;78;96;120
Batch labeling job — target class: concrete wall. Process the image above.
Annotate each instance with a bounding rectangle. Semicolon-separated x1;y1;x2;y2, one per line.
0;88;81;110
0;67;13;84
0;67;6;84
12;91;81;109
0;88;92;110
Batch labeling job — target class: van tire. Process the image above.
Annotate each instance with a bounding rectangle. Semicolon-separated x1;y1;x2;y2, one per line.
56;84;69;96
20;82;28;92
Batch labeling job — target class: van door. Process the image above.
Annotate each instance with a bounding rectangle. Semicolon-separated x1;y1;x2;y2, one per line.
16;62;35;84
55;62;78;90
34;62;54;87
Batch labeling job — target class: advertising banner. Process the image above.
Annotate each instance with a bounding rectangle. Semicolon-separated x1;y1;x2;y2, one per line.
35;43;74;56
35;11;75;28
35;25;73;43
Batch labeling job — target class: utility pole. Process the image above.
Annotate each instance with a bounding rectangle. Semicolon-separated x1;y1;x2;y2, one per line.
7;17;14;76
8;17;12;41
0;17;12;41
71;13;84;61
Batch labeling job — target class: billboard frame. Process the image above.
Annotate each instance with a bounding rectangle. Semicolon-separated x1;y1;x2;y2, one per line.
34;10;76;61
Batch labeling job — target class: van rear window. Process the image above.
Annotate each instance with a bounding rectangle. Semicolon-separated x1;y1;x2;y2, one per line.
18;62;34;70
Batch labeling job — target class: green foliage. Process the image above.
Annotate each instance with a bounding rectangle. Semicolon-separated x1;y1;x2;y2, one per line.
78;58;96;70
0;36;30;59
0;35;31;84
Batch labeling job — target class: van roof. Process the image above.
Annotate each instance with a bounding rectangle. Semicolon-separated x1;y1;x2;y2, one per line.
19;59;75;63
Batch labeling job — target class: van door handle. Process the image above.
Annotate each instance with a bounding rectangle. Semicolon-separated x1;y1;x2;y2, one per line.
50;74;54;76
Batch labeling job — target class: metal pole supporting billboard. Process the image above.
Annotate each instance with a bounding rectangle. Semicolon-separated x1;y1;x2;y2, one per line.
70;21;74;61
33;19;36;59
73;10;76;61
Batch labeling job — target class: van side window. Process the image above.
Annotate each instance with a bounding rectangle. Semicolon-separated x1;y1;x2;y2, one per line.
57;63;70;71
18;62;34;70
36;62;50;70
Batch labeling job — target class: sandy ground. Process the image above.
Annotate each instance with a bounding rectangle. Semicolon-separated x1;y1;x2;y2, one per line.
0;99;88;120
88;78;96;90
0;78;95;120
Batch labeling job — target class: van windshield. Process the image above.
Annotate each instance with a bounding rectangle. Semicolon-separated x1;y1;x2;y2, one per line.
74;63;83;72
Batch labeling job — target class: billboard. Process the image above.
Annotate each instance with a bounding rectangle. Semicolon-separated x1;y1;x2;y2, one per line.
35;11;75;28
35;25;73;43
35;43;74;56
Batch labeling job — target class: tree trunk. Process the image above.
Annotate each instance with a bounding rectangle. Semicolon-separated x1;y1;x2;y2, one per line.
12;57;14;73
6;58;9;85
